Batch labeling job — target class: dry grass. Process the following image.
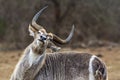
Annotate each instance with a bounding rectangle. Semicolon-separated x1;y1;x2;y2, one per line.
0;47;120;80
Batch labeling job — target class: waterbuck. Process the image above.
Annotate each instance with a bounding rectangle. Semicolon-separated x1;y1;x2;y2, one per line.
10;6;108;80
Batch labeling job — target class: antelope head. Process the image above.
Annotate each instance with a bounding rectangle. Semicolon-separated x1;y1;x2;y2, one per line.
29;6;74;54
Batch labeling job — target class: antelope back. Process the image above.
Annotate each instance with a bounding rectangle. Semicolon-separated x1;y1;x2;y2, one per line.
35;53;91;80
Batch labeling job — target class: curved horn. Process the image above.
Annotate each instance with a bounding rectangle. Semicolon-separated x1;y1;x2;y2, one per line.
31;6;48;30
53;25;75;44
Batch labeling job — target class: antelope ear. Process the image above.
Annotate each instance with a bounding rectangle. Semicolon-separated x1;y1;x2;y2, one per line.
29;24;37;37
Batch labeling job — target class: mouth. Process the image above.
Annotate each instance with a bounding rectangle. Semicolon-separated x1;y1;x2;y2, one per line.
38;39;43;42
38;39;45;44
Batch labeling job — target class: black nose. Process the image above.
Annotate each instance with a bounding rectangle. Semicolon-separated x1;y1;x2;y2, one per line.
40;35;47;41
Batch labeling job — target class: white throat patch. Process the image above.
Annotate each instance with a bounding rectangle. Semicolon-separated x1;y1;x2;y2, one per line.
29;48;39;66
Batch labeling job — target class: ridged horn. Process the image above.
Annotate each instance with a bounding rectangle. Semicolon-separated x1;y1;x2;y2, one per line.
52;25;75;44
31;6;48;30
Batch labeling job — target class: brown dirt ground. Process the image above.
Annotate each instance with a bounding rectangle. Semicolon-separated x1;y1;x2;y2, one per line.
0;47;120;80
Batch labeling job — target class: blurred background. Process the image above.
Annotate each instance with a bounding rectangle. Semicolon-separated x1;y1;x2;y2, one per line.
0;0;120;50
0;0;120;80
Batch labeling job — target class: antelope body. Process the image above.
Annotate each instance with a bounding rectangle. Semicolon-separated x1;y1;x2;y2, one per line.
10;6;108;80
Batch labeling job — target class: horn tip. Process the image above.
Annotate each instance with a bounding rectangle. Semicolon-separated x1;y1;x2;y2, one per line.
32;6;48;23
44;5;48;9
71;24;75;34
72;24;75;29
